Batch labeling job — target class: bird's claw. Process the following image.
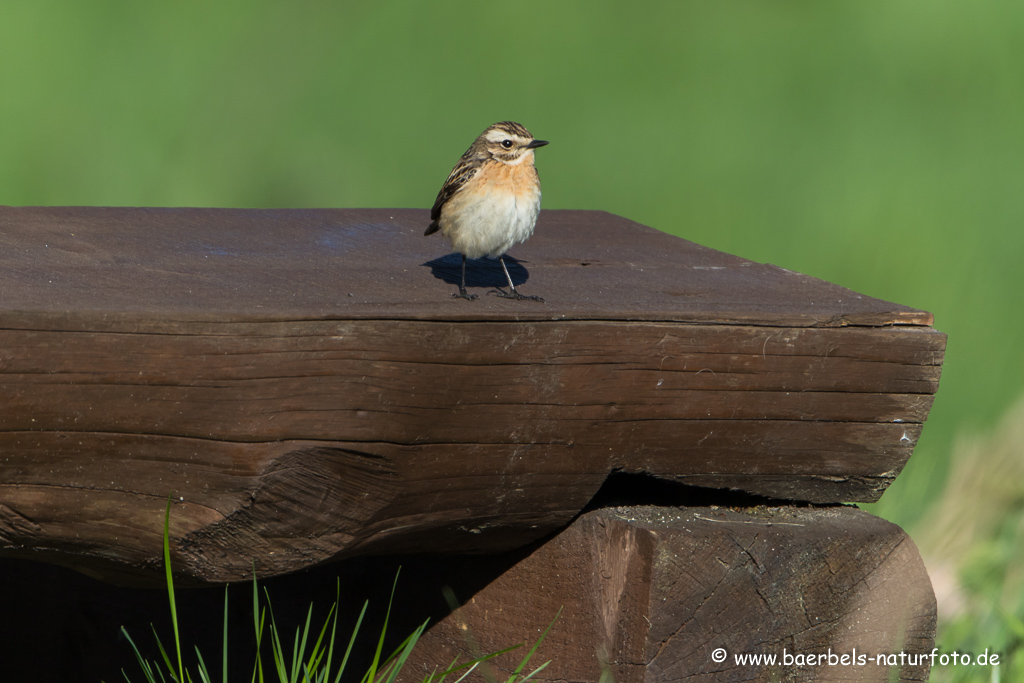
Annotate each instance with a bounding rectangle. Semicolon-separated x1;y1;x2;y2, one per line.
487;288;544;303
452;289;478;301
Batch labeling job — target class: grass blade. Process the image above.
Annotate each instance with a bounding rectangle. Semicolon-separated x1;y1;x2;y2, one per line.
265;591;290;683
290;623;301;683
222;586;229;683
381;619;428;683
363;568;401;683
120;626;158;683
251;607;267;683
319;580;342;679
332;601;367;683
511;660;550;683
422;646;521;683
304;601;337;676
251;567;266;683
162;497;185;683
506;607;560;683
449;662;480;683
292;603;315;682
151;624;178;682
195;646;212;683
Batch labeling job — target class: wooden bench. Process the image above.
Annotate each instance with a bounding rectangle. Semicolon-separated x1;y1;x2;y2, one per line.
0;206;944;680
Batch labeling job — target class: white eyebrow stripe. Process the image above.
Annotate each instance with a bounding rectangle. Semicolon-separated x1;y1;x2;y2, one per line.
485;132;531;148
486;130;514;143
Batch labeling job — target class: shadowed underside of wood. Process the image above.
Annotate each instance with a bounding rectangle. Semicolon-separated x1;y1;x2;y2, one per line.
0;207;944;584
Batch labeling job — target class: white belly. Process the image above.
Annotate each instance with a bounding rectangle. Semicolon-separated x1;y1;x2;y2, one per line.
442;183;542;259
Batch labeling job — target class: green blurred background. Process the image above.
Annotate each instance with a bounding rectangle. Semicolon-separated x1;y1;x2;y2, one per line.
2;1;1021;678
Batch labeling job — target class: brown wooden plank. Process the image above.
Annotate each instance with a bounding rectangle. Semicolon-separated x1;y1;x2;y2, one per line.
0;207;944;583
0;321;940;582
403;505;937;683
0;323;941;439
1;206;931;326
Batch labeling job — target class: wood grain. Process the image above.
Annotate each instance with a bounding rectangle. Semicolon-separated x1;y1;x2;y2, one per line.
404;506;937;683
0;206;931;327
0;207;945;583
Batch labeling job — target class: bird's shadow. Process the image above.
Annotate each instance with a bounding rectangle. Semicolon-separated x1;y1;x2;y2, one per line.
422;254;530;289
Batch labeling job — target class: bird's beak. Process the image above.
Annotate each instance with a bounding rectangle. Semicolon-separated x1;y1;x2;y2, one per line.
526;139;549;149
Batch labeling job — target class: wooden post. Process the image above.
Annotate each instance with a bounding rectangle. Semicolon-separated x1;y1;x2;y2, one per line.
401;506;937;682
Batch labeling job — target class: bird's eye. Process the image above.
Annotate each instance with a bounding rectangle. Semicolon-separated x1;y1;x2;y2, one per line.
501;139;513;149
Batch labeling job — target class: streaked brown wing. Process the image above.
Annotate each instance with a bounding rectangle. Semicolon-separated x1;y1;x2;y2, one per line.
430;156;480;222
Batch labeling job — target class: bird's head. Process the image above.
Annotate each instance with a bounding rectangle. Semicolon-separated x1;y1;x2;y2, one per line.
475;121;548;165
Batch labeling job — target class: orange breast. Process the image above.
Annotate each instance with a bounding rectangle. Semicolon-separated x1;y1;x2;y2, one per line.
481;156;541;199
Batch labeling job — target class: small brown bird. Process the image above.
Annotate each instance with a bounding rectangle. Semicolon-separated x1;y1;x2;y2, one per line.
425;121;548;301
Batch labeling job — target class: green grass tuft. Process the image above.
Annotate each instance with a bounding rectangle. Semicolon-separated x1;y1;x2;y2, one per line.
112;499;557;683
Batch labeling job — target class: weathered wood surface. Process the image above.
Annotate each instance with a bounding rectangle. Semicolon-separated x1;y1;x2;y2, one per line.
404;505;937;683
0;207;945;583
1;206;933;326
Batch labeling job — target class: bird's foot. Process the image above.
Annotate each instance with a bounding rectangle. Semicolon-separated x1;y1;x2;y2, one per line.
452;288;478;301
487;288;544;303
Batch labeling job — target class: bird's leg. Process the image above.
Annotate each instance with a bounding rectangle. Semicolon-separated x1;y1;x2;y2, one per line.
488;256;544;302
452;254;478;300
